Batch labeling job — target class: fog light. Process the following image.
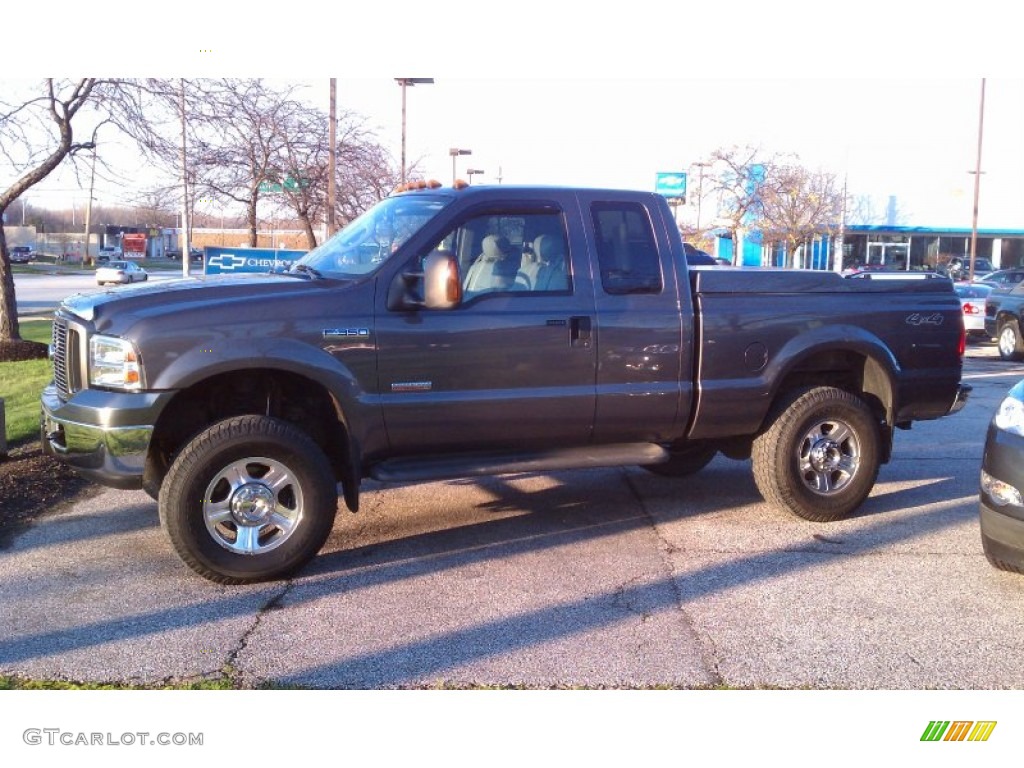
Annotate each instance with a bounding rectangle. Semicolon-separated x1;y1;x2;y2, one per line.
981;469;1023;507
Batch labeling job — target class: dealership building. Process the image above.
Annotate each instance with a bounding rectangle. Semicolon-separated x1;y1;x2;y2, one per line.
714;225;1024;273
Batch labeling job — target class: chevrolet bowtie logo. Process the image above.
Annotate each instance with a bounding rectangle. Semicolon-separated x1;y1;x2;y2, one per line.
208;254;248;271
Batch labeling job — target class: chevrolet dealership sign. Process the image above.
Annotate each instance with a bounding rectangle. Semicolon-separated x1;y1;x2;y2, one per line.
204;246;308;275
655;172;687;200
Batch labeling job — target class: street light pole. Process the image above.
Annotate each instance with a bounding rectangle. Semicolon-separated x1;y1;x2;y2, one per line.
691;161;711;231
395;78;434;186
449;147;471;184
466;169;484;185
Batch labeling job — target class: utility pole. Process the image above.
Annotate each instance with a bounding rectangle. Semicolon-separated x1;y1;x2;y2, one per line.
328;78;337;238
969;77;986;283
83;145;97;265
835;173;848;273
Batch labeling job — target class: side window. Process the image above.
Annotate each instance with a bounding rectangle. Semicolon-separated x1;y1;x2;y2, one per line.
591;202;663;295
428;211;571;299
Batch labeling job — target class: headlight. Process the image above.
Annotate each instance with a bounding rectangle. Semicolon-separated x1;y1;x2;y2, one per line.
981;469;1023;507
89;335;143;390
993;394;1024;435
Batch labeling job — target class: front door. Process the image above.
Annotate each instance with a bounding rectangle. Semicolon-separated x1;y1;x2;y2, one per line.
374;205;599;453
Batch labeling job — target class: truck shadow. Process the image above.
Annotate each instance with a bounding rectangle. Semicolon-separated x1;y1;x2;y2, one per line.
0;460;982;685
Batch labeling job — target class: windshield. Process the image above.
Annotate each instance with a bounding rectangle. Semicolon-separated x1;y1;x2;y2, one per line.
297;194;451;277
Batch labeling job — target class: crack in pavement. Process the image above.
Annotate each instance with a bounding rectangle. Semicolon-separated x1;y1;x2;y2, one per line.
223;581;293;685
621;469;725;686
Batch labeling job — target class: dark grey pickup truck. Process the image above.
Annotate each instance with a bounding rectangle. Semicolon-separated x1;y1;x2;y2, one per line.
41;185;970;582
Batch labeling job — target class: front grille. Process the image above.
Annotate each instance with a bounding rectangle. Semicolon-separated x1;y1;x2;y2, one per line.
51;317;82;399
52;316;69;398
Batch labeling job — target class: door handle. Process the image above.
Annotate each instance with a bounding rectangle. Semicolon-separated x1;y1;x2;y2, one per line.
570;316;591;348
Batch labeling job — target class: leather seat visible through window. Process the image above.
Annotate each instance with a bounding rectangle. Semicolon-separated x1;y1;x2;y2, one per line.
464;234;518;295
516;234;568;291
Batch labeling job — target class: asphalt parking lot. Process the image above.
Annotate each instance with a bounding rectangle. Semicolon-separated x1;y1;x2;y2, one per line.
2;343;1023;689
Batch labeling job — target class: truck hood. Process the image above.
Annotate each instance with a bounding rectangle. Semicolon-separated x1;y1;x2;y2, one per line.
61;273;351;329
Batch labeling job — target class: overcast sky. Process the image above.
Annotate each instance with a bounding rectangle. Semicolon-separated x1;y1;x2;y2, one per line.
6;1;1023;229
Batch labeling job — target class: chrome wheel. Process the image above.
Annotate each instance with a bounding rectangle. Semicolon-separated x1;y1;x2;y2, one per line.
999;325;1019;358
203;456;304;555
161;416;337;583
796;418;860;496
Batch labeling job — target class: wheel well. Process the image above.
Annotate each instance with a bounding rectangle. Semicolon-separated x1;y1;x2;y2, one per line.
771;349;893;425
146;369;350;491
996;311;1019;330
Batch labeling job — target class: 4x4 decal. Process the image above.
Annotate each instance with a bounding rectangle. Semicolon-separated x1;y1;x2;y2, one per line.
906;312;944;326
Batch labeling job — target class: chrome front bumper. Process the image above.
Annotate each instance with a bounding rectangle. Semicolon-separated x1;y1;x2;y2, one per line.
40;384;171;490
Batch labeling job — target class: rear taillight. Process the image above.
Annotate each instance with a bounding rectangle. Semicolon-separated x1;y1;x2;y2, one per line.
963;302;982;315
958;324;966;357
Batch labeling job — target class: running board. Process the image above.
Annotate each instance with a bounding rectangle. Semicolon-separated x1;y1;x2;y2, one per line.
369;443;669;484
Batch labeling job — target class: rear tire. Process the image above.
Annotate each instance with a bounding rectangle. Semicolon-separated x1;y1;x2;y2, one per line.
752;386;880;522
643;443;717;477
159;415;337;584
997;319;1024;361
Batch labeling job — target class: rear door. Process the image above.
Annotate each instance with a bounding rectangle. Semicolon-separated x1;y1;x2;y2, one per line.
374;198;599;453
575;192;692;443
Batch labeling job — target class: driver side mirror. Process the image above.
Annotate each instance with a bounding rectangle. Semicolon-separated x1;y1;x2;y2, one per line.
387;250;463;311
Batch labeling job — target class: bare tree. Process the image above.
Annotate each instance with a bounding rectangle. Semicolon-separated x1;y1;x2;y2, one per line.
176;79;305;247
134;186;180;228
0;79;104;343
132;79;405;252
705;145;784;266
269;105;401;249
0;78;168;344
262;100;334;249
759;165;845;268
337;141;405;226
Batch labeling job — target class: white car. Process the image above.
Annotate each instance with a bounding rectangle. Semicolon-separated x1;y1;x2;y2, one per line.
96;260;148;285
954;282;992;338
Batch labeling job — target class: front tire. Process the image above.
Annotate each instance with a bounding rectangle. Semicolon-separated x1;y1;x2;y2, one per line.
998;319;1024;361
159;415;337;584
752;386;880;522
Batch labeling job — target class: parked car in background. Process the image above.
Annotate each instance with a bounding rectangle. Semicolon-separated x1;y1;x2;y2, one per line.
943;256;994;279
844;270;950;280
166;247;204;261
96;246;122;263
96;260;148;285
985;280;1024;360
975;268;1024;289
980;377;1024;574
954;282;993;339
9;245;33;263
682;242;718;266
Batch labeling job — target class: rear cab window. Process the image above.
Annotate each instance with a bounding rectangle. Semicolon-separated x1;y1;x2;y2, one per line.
590;202;663;295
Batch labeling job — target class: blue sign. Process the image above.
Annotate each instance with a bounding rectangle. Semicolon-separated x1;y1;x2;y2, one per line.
655;172;687;199
204;246;308;275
